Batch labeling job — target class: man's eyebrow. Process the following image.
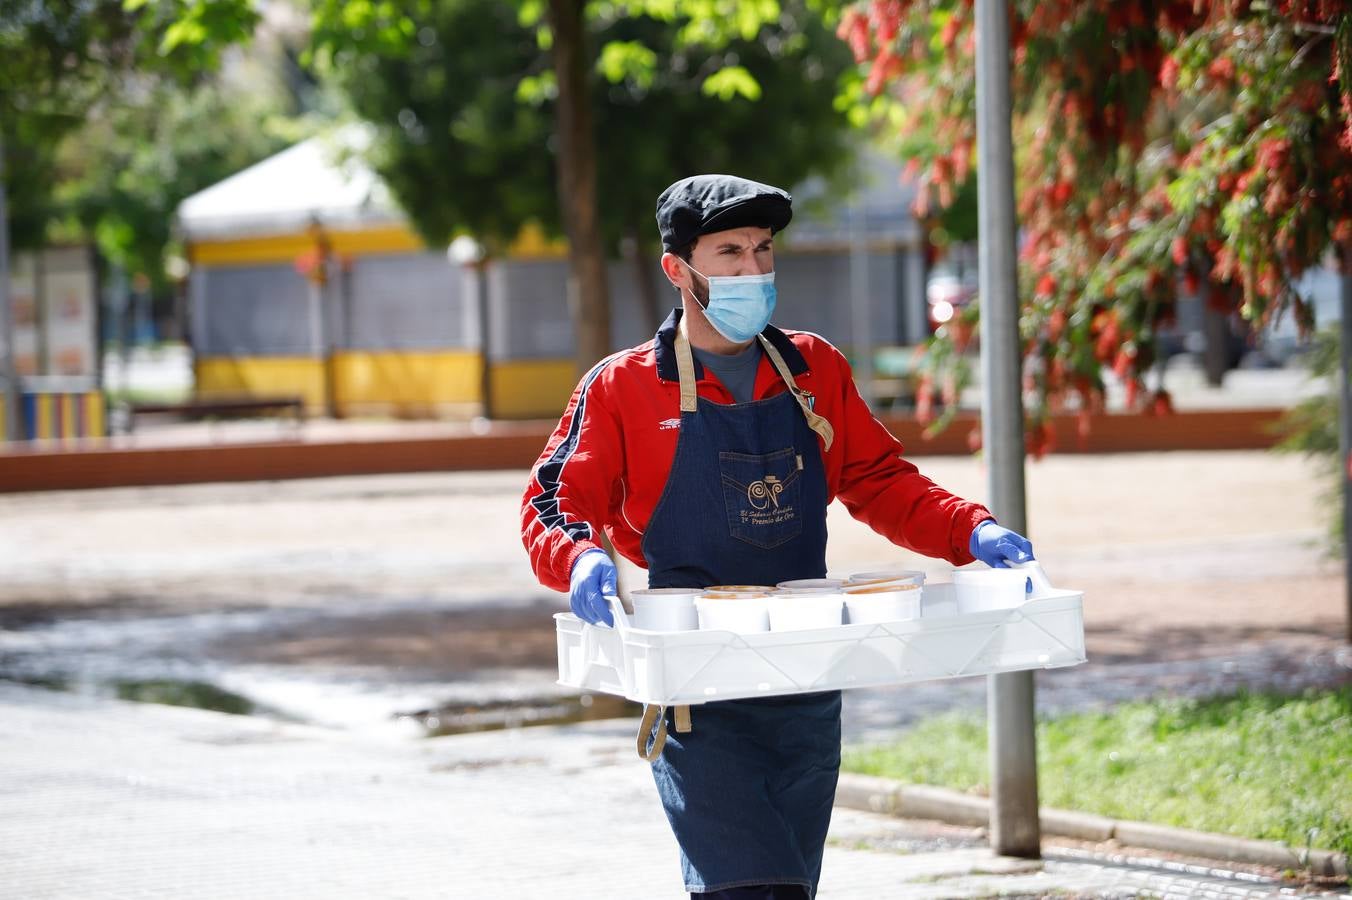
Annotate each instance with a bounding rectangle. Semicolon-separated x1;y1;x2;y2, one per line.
716;238;773;252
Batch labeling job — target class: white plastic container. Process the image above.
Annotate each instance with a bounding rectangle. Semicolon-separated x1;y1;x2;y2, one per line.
695;594;771;633
776;578;847;592
920;589;958;618
952;568;1028;613
768;591;843;631
847;569;926;588
630;588;700;632
842;583;921;624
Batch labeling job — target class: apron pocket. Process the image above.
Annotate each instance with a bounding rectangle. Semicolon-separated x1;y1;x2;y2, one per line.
719;448;804;550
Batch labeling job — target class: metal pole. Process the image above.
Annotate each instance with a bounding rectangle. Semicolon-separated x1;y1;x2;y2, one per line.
849;191;875;407
976;0;1040;858
1340;239;1352;645
0;129;21;441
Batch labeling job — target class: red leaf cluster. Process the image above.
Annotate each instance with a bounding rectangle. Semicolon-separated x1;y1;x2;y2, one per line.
841;0;1352;445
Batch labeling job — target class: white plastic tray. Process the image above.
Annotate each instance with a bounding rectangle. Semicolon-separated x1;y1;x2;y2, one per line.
555;582;1086;706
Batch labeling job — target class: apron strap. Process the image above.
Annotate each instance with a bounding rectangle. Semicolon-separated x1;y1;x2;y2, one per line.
674;704;692;733
757;334;835;452
674;314;835;450
674;318;699;413
637;704;669;760
636;704;692;761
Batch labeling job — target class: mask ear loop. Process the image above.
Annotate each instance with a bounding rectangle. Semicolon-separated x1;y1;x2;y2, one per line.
679;259;712;313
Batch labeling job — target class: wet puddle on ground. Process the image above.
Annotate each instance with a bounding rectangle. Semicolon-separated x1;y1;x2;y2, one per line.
0;598;630;737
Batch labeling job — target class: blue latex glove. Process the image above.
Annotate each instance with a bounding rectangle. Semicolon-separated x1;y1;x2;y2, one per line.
569;548;617;626
969;519;1035;569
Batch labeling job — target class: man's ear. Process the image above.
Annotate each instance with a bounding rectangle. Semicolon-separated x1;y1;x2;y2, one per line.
660;252;688;291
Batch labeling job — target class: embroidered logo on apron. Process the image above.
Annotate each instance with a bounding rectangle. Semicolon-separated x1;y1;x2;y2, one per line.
720;449;803;547
746;475;784;510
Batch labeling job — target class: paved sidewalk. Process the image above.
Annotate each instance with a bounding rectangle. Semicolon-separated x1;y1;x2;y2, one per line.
3;682;1345;899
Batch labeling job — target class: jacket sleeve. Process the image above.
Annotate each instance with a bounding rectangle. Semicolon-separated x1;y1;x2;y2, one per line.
826;346;991;565
521;359;624;593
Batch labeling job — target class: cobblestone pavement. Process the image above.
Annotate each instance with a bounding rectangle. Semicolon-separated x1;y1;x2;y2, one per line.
3;682;1346;900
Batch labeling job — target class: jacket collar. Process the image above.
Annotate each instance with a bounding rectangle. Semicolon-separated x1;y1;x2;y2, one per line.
654;307;809;382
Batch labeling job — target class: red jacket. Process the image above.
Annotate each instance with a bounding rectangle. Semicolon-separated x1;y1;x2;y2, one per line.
521;309;992;592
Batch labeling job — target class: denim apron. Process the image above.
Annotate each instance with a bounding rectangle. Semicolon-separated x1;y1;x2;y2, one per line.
639;317;841;898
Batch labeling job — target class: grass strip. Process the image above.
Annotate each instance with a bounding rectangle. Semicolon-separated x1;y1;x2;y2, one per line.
842;687;1352;857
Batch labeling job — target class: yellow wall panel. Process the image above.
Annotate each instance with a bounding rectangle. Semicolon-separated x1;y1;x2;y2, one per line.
189;234;316;267
332;351;481;414
60;394;76;438
190;225;427;267
489;359;576;419
35;394;54;439
328;226;425;256
85;393;105;438
189;222;562;267
505;222;568;260
195;357;327;410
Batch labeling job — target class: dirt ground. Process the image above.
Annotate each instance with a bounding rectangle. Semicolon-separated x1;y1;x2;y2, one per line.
0;449;1347;672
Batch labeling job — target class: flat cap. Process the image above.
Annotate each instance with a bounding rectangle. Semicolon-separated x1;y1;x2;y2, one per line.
656;174;793;251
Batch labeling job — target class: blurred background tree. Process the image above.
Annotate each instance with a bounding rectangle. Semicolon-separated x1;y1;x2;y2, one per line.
309;0;856;369
834;0;1352;454
0;0;315;331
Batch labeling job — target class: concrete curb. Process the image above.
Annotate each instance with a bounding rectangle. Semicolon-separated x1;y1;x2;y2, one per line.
834;773;1348;878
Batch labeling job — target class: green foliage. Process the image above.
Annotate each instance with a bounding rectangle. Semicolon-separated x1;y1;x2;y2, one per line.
1;0;263;249
596;40;657;89
59;76;301;291
311;0;556;251
701;65;762;101
310;0;857;255
125;0;260;70
844;688;1352;859
589;3;856;253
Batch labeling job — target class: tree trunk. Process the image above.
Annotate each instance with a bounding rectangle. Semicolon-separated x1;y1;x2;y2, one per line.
547;0;611;375
628;222;662;337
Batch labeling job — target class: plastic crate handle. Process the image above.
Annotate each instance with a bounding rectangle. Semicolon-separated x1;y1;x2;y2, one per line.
576;595;631;695
605;593;630;633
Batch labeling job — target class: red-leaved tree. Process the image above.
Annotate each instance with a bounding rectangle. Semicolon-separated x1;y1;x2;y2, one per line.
838;0;1352;456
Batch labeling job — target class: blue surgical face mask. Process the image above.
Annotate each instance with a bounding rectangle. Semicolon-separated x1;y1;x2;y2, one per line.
684;261;777;343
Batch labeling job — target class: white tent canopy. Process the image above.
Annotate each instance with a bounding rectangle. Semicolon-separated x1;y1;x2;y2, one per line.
176;125;403;242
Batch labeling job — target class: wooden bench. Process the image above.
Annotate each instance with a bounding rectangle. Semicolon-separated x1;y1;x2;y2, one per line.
127;395;306;433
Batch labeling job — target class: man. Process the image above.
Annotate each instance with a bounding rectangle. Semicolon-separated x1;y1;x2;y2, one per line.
521;174;1034;899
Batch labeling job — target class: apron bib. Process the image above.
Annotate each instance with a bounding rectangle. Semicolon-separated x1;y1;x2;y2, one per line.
639;316;841;897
